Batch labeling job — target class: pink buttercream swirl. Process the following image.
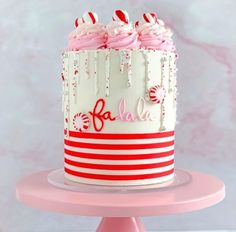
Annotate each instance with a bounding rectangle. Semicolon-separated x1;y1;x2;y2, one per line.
106;21;140;49
137;20;175;52
67;23;106;50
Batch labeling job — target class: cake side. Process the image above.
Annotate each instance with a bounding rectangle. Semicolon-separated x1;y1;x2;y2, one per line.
61;10;177;186
62;49;177;186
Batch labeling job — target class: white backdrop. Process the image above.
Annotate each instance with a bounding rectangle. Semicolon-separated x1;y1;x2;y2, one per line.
0;0;235;231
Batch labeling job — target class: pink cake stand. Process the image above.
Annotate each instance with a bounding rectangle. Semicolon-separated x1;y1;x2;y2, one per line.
16;169;225;232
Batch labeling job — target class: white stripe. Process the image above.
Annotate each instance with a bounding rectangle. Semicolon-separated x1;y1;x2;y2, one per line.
65;163;174;175
65;172;174;186
65;154;174;165
67;136;175;144
64;144;174;154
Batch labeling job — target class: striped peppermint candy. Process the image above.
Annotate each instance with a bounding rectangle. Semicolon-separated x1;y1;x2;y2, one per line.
74;18;83;27
149;85;166;104
143;12;158;23
82;11;98;24
135;21;139;28
113;10;129;24
73;113;90;132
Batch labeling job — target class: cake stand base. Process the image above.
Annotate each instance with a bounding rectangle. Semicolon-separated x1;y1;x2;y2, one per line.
96;217;145;232
16;169;225;232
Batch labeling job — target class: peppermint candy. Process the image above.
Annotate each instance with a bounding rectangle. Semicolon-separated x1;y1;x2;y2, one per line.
157;19;165;26
113;10;129;24
82;11;98;24
73;113;90;132
149;85;166;104
74;18;83;27
135;21;139;28
143;12;158;23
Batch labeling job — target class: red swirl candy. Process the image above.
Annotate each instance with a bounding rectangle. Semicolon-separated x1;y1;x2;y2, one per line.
143;12;158;23
82;11;98;24
73;113;90;132
149;85;166;104
112;10;129;24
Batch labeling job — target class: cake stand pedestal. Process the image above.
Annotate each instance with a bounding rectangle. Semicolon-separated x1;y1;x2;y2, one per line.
16;169;225;232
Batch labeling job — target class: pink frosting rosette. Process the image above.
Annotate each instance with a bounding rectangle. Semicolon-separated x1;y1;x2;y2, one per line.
106;10;141;49
136;13;175;52
67;11;106;51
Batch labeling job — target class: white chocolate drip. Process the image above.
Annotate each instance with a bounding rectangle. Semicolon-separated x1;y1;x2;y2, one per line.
84;51;90;78
119;50;132;87
126;50;132;87
94;51;99;95
142;50;151;99
168;55;173;93
159;55;167;131
61;53;66;113
62;52;70;137
119;50;126;73
105;50;110;97
173;55;177;108
72;53;79;104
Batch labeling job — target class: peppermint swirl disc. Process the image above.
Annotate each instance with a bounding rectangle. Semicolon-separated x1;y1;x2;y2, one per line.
82;11;98;24
143;12;158;23
112;10;129;24
149;85;166;104
73;113;90;132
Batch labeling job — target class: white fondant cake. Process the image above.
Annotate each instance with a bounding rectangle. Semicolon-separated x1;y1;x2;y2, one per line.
61;11;177;186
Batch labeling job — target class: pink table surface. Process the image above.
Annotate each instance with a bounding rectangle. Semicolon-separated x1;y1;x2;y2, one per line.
16;169;225;217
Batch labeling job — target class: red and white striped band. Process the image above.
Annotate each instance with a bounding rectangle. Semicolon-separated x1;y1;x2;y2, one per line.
64;130;175;186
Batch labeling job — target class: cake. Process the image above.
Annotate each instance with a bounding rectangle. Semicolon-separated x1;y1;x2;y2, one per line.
61;10;177;186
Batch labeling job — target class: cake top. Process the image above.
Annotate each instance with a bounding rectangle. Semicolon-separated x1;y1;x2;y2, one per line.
67;10;175;52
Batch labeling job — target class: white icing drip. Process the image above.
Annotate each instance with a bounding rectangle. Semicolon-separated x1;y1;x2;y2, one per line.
94;51;99;95
84;51;90;78
142;50;151;99
75;53;80;84
173;56;177;108
105;50;110;97
168;55;173;93
62;52;70;138
119;50;132;87
159;55;167;131
72;54;79;104
119;50;125;73
61;53;66;113
126;50;132;87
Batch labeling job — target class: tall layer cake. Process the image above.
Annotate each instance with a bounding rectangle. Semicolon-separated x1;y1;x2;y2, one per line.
62;10;177;186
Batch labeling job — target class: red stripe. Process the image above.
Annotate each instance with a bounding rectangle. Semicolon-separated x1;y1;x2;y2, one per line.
65;167;174;180
69;131;174;139
115;10;128;24
65;149;174;160
150;13;157;22
74;18;79;27
143;14;150;23
88;12;96;24
65;139;174;150
65;158;174;170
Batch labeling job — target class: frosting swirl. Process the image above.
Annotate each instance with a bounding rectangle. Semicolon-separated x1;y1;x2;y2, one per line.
106;10;140;49
137;16;175;52
66;11;176;52
106;21;140;49
67;13;106;51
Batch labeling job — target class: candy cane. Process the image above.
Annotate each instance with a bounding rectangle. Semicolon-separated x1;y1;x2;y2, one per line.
135;21;139;28
73;113;90;132
143;12;158;23
149;85;166;104
82;11;98;24
113;10;129;24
